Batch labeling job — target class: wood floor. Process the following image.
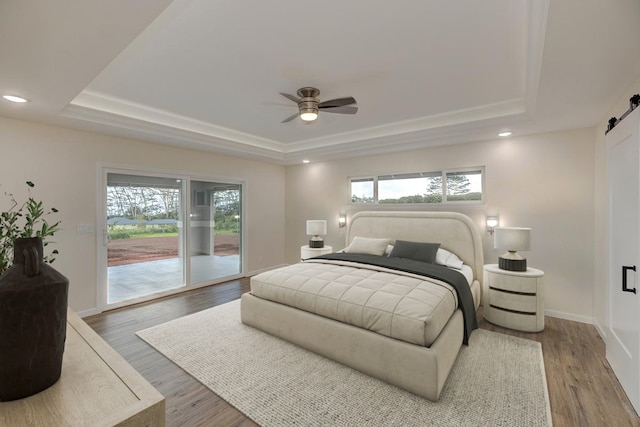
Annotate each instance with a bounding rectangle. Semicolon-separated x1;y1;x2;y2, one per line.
84;278;640;427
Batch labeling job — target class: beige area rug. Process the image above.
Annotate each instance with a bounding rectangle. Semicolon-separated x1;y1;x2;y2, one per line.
137;300;552;427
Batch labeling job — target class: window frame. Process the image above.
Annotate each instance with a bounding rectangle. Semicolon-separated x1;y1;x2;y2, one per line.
349;166;485;205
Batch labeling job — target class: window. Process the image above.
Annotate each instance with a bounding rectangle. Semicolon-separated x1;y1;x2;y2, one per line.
350;177;374;204
350;167;484;204
445;170;482;201
378;172;442;204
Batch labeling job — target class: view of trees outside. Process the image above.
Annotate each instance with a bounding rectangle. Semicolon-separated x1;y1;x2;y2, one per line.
105;174;242;273
212;189;241;234
107;185;180;239
108;186;180;219
350;171;482;203
351;178;374;203
107;185;241;239
445;172;481;201
379;175;443;204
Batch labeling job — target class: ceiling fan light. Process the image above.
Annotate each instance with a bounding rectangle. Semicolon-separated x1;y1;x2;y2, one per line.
300;110;318;122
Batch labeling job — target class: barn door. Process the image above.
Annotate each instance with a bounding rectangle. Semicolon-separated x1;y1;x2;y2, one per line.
607;107;640;414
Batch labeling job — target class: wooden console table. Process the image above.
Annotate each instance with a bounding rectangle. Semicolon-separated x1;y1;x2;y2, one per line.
0;309;165;426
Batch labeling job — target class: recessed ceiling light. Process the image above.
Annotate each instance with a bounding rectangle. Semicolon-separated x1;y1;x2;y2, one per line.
2;95;29;103
302;159;310;164
498;131;512;137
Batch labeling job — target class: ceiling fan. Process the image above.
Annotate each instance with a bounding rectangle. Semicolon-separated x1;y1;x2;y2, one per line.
280;87;357;123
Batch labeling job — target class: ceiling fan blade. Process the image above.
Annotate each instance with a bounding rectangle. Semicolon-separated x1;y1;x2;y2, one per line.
281;112;300;123
320;105;358;115
280;92;299;103
319;97;356;108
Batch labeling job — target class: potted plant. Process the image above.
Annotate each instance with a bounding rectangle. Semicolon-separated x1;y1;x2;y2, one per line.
0;181;60;275
0;181;68;401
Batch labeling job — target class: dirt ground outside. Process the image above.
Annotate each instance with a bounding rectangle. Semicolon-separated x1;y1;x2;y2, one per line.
107;234;239;266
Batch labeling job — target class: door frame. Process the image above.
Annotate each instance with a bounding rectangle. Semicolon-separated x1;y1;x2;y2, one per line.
96;163;246;312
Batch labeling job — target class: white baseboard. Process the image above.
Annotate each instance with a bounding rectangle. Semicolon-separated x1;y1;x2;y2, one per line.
592;317;607;341
545;309;593;325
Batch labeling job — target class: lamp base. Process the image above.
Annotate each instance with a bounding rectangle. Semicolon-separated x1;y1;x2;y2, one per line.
309;239;324;249
498;254;527;272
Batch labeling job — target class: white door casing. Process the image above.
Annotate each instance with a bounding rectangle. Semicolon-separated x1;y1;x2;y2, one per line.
607;107;640;414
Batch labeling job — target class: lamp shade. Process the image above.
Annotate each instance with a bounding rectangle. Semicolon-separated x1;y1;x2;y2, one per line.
306;220;327;236
494;227;531;252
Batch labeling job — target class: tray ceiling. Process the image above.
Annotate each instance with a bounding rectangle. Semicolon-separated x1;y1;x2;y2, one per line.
1;0;639;164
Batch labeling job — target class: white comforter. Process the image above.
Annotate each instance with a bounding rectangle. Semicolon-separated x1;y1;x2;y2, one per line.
250;258;460;346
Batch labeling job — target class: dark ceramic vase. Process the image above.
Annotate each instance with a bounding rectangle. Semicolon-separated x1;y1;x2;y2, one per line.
0;237;69;401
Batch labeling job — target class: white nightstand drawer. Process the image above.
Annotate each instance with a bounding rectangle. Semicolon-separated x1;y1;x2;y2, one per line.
484;308;540;333
488;288;537;313
487;273;537;293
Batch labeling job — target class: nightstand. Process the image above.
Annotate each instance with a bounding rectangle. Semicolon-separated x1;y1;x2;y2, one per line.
482;264;545;332
301;245;332;260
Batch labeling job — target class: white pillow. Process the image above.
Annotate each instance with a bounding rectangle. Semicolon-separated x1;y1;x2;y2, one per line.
344;237;392;256
435;248;464;270
384;244;394;256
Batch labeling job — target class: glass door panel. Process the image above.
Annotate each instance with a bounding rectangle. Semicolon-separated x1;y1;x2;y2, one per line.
106;173;185;304
189;181;241;285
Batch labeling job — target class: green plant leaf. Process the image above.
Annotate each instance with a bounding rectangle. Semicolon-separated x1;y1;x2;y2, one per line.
0;181;61;274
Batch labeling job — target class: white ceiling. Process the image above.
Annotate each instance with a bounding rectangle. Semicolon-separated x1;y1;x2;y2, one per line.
2;0;640;164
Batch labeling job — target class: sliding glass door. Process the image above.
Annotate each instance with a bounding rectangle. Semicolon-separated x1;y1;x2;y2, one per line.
106;173;185;305
189;181;241;285
102;169;243;309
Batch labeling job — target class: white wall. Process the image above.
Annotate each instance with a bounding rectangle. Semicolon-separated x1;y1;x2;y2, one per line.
0;117;286;313
0;110;603;322
286;128;595;321
593;74;640;337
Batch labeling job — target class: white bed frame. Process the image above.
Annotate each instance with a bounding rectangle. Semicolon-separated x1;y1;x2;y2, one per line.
241;211;484;401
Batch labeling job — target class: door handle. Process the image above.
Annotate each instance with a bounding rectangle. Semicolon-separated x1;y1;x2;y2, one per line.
622;265;637;294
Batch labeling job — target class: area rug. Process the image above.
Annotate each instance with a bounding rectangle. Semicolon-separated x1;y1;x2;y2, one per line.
137;300;552;427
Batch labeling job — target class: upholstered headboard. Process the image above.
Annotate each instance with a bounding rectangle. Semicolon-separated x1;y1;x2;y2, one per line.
346;211;484;286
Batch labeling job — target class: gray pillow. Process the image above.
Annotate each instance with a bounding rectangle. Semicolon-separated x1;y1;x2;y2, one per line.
389;240;441;263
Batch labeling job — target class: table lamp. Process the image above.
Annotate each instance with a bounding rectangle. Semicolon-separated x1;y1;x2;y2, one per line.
494;227;531;271
306;220;327;248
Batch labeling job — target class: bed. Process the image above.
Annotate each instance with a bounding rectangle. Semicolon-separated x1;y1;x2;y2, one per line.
240;211;484;401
